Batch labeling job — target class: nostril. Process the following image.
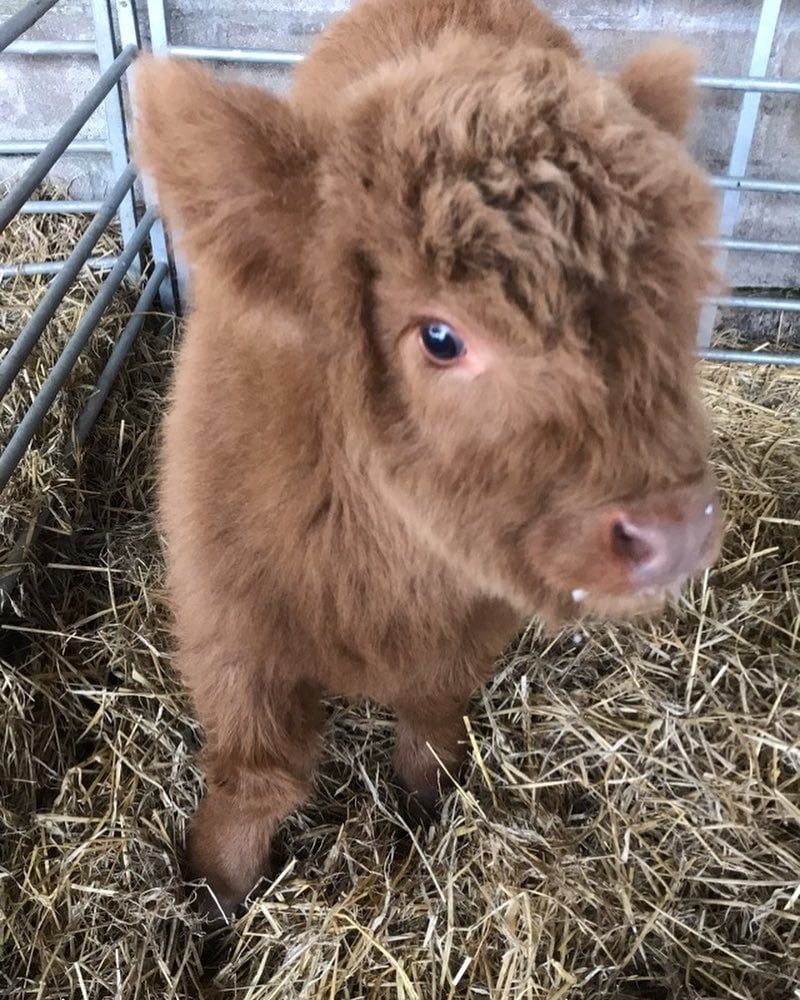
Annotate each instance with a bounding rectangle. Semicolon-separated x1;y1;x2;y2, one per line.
611;517;655;567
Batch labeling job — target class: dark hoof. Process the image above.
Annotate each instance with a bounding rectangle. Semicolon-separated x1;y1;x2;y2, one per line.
396;782;441;827
192;882;241;928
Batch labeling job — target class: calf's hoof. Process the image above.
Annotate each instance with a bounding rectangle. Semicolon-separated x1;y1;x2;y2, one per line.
395;777;443;827
186;843;273;927
192;881;242;928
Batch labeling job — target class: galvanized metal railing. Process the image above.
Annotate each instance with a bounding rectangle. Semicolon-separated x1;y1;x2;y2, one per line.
0;0;175;597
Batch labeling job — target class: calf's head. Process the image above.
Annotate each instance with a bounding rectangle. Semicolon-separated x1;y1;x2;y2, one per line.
135;33;721;624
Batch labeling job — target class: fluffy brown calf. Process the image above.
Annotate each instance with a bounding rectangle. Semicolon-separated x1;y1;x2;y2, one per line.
135;0;722;918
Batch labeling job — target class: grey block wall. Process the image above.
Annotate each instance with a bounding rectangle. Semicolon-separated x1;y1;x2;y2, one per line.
2;0;800;288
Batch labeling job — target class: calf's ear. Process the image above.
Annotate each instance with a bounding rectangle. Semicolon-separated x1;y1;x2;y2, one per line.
617;44;699;139
133;56;319;297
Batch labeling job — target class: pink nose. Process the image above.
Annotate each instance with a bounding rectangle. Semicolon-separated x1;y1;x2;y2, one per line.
610;496;717;589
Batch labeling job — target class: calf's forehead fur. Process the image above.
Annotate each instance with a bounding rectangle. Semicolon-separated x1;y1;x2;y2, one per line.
324;33;717;350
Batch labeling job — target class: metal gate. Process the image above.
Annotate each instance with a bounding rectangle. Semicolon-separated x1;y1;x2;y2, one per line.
1;0;799;586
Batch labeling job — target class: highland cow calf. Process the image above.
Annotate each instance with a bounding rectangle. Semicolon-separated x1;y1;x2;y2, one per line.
135;0;722;918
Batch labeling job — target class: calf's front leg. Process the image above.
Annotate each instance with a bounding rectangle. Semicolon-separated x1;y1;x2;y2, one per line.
392;695;471;822
185;653;324;919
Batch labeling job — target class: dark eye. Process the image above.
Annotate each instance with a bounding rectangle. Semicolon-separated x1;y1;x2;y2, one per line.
419;322;466;364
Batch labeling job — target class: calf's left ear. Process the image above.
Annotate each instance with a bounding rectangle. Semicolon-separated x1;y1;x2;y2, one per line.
617;44;699;139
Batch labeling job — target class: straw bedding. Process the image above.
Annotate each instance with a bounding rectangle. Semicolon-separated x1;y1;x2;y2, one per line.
1;207;798;1000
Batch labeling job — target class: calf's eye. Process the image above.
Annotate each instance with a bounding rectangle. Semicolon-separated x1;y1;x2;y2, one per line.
419;321;466;364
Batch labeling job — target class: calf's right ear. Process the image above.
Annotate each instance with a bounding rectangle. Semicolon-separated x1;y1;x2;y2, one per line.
133;55;319;296
618;44;699;140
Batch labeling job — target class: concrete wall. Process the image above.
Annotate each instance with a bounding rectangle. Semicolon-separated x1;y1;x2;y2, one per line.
2;0;800;288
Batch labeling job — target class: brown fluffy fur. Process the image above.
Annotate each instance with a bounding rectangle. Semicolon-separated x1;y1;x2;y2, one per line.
134;0;722;918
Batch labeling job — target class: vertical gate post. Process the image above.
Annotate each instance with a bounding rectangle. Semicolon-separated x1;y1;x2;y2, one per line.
697;0;784;349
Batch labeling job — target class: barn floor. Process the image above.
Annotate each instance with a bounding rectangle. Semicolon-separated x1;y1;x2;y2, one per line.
1;209;799;999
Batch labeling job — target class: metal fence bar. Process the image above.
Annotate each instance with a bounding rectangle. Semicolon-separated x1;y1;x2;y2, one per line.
0;256;118;278
0;139;110;155
157;55;800;87
5;39;96;56
0;164;137;398
697;0;783;350
124;0;177;311
166;44;304;65
710;175;800;196
697;75;800;93
153;52;800;88
145;0;169;51
711;237;800;255
710;294;800;313
700;348;800;366
10;42;791;87
75;262;168;444
0;44;135;233
92;0;140;278
20;199;103;214
0;208;156;491
0;0;59;53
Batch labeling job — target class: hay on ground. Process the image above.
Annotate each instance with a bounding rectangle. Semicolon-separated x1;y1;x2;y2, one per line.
0;208;798;999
